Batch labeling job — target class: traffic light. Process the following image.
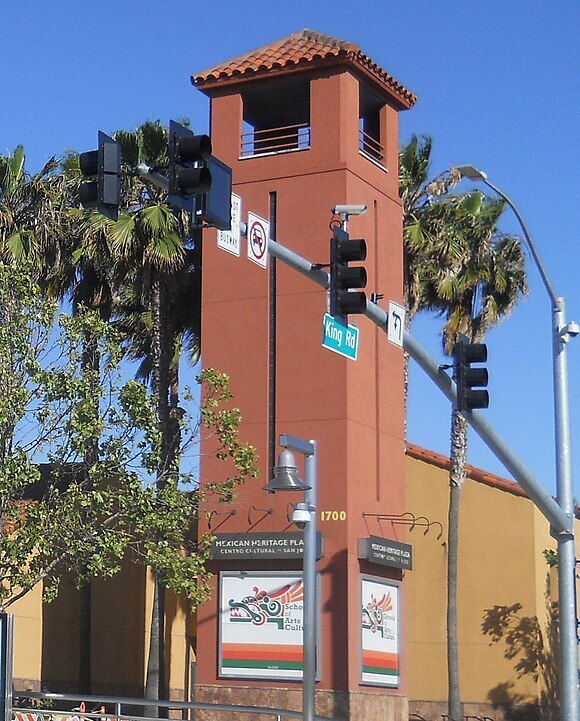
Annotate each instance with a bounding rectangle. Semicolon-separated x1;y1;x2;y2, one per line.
329;226;367;325
453;342;489;411
167;120;232;230
78;132;121;221
199;155;232;231
168;120;211;211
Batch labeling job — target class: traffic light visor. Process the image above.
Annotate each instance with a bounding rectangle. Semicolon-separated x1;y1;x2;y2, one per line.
337;290;367;315
463;367;488;387
175;134;212;164
79;150;98;178
177;166;212;195
457;343;487;363
336;266;367;289
78;181;98;208
337;238;367;262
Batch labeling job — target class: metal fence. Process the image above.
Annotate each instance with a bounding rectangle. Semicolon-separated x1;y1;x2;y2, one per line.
12;691;338;721
240;124;311;158
358;130;384;165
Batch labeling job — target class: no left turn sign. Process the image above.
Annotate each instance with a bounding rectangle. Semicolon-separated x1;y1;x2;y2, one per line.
247;212;269;268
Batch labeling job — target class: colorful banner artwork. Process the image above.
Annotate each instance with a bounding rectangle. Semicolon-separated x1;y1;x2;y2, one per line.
219;572;305;680
360;577;400;687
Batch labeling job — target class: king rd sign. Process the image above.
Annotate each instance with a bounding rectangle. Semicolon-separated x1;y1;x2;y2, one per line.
322;313;359;361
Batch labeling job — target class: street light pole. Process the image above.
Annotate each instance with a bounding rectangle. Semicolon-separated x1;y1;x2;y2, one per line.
302;441;317;721
456;166;579;721
264;435;318;721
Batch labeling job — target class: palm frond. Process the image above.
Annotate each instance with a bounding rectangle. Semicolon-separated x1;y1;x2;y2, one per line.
400;139;528;342
139;121;169;166
144;231;185;271
114;131;141;167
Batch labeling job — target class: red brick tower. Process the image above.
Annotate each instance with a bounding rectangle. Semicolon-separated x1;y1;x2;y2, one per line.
192;30;416;721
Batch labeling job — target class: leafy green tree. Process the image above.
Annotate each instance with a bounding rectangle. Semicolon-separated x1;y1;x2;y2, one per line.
0;257;257;703
399;136;527;721
47;122;204;701
0;260;132;609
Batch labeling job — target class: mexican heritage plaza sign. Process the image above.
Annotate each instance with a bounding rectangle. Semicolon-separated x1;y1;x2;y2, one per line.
358;535;413;570
211;532;323;560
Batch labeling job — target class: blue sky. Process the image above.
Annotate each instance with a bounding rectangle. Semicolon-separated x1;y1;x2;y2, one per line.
2;2;579;500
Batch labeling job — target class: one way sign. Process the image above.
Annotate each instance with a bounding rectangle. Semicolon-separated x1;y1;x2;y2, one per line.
387;301;406;347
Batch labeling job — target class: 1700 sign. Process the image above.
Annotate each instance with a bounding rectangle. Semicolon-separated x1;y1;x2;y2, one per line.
320;510;347;521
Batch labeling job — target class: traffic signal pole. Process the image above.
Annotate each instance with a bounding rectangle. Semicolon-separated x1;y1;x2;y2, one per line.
255;229;571;533
247;227;577;718
455;167;579;721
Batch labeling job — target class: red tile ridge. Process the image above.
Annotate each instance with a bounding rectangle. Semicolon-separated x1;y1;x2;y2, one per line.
192;28;417;109
406;442;528;498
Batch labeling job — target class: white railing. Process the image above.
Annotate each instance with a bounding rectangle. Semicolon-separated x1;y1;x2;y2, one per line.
358;130;384;165
241;123;310;158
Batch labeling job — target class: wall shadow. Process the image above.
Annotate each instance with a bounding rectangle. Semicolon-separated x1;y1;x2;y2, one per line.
481;573;559;721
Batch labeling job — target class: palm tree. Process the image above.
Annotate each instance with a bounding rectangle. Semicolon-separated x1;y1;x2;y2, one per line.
399;135;462;325
432;193;526;721
0;146;66;266
108;120;201;707
399;135;461;426
399;138;527;721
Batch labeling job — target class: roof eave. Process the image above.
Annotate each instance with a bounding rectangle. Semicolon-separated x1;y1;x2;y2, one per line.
192;54;416;110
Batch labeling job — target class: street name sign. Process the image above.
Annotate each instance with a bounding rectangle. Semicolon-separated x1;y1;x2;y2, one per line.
322;313;359;361
217;193;242;256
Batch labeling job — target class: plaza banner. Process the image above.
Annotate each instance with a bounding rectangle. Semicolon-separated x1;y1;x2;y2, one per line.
219;572;305;680
360;577;400;687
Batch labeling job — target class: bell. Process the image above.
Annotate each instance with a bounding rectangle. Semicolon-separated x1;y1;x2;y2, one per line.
263;448;311;492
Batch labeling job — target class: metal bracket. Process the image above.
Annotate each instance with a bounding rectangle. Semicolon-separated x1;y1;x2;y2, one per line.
559;321;580;343
550;518;575;540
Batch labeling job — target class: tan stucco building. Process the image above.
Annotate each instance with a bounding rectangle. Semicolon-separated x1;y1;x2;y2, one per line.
404;445;567;719
12;446;574;720
12;562;191;700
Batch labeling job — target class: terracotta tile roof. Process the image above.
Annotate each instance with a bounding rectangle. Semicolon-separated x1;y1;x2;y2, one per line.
192;28;417;109
407;443;580;519
406;443;528;498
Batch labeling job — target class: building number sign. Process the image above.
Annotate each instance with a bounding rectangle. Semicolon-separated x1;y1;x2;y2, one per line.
320;510;347;521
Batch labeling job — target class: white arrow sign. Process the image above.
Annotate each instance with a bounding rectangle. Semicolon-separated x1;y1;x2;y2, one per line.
387;301;406;347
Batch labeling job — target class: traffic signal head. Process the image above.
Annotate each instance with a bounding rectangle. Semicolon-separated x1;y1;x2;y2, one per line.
453;342;489;411
168;120;211;212
196;156;232;231
329;227;367;324
167;120;232;230
78;131;121;220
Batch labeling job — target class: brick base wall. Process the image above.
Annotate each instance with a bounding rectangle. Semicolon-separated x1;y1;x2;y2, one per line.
194;685;408;721
409;699;558;721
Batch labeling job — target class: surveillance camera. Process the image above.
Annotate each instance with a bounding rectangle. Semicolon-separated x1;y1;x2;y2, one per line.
332;204;368;216
291;503;310;530
565;321;580;337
